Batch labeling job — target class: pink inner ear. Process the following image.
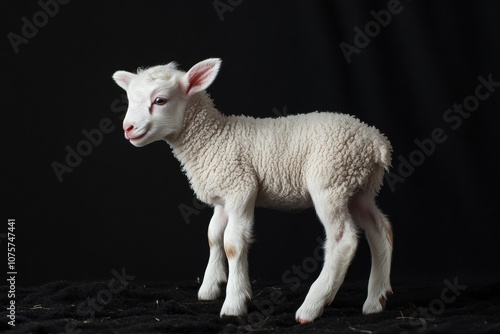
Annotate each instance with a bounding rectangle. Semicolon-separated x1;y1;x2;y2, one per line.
186;69;210;95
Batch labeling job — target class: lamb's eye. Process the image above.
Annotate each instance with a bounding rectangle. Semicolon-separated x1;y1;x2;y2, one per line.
154;97;168;105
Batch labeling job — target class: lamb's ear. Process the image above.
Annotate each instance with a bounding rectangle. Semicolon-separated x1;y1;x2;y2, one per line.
113;71;136;91
182;58;221;95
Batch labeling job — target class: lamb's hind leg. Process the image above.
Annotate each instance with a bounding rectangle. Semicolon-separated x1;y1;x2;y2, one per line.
296;192;359;323
198;204;229;300
349;193;393;314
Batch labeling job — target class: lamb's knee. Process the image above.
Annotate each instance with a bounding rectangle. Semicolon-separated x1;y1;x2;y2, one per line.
208;234;224;250
207;224;226;248
224;244;238;259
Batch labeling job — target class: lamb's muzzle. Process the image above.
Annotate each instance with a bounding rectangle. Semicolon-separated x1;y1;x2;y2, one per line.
112;58;394;323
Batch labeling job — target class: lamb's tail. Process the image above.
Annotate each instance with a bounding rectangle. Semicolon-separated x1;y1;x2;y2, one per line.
376;134;392;171
366;133;392;194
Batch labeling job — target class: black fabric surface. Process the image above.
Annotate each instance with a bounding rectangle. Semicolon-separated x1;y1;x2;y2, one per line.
1;280;499;334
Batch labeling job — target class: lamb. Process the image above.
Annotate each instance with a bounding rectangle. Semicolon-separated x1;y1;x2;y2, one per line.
112;58;394;323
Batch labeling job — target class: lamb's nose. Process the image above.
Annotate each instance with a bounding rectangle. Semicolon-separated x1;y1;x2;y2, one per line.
124;124;134;133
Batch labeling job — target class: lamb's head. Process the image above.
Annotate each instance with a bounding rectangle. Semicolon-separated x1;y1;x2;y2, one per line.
112;58;221;147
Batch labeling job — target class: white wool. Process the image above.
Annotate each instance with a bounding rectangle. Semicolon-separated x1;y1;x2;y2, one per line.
169;93;391;210
113;58;394;323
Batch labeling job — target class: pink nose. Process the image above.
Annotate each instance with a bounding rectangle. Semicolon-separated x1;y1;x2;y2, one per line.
124;124;134;133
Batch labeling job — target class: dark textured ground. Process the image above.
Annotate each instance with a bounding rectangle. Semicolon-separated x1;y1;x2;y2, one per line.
1;279;499;334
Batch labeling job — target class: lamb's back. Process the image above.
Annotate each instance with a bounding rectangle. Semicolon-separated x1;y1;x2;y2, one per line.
226;112;387;209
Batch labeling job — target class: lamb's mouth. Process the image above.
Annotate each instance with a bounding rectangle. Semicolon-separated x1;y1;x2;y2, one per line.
125;127;149;141
128;130;148;141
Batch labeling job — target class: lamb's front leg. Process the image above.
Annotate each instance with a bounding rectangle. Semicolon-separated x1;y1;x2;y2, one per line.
220;201;254;317
198;205;229;300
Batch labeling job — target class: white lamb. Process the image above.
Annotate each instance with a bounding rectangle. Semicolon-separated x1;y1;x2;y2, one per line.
112;58;394;323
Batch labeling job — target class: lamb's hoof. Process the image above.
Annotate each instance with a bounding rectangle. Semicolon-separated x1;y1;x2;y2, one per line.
295;304;323;324
363;299;384;314
220;298;248;317
198;284;221;301
363;291;392;314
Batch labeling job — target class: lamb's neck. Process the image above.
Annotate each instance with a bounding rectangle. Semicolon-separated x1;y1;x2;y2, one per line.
167;92;226;163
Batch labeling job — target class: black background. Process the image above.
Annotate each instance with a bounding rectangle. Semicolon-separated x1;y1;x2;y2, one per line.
4;0;500;288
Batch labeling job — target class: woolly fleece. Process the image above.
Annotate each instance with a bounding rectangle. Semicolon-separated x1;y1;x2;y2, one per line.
168;93;392;209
